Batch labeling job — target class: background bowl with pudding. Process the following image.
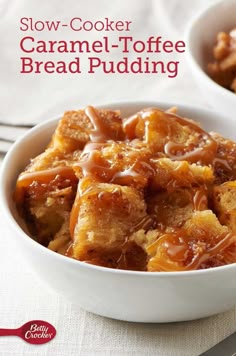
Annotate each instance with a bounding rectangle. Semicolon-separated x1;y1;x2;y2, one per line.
186;0;236;117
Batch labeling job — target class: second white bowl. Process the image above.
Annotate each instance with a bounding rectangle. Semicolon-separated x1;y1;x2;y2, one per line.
186;0;236;118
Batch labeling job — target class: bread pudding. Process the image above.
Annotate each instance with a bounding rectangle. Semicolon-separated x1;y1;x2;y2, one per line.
14;106;236;271
208;28;236;93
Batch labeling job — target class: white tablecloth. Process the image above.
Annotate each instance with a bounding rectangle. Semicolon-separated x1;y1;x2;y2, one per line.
2;0;236;355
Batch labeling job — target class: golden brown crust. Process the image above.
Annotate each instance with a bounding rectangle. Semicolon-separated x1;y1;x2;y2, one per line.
213;181;236;233
146;211;235;271
147;187;208;228
151;158;214;191
50;109;124;152
70;177;148;269
210;132;236;184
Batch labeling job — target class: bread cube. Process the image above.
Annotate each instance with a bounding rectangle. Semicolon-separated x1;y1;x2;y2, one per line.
213;181;236;233
147;187;208;228
71;177;148;268
146;210;235;271
51;108;123;152
151;158;213;191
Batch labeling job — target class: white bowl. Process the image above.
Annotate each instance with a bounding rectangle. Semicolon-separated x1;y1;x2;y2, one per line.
186;0;236;118
1;101;236;323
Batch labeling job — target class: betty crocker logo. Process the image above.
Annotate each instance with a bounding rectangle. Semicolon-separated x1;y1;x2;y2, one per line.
0;320;56;344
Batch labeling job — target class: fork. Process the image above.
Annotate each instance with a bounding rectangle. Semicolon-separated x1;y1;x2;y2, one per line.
0;123;33;153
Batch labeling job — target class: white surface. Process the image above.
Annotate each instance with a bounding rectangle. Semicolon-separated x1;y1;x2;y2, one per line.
2;0;236;355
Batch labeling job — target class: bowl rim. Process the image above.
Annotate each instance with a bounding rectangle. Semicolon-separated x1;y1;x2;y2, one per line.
185;0;236;101
1;100;236;278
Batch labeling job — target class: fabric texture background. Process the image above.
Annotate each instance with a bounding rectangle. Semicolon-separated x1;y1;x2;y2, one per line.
1;1;235;355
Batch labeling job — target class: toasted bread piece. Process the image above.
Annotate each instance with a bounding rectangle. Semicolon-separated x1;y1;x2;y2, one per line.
48;216;71;254
123;108;217;164
124;108;193;146
14;141;80;250
213;181;236;233
130;229;162;251
16;173;77;247
146;210;236;271
50;108;124;152
70;177;149;268
25;147;82;173
73;141;153;189
50;110;92;152
151;158;214;191
22;108;124;172
147;188;208;228
74;149;213;192
210;132;236;183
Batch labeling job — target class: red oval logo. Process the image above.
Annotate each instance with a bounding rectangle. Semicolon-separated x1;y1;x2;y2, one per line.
21;320;56;344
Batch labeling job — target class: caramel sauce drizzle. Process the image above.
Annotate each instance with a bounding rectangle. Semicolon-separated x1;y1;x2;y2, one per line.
17;105;236;271
123;108;218;163
79;107;220;184
14;166;77;204
212;157;232;171
193;189;208;211
85;106;114;143
17;166;77;187
70;108;228;265
132;216;153;231
123;114;140;140
212;156;234;177
77;149;112;179
149;230;236;272
77;142;109;177
164;142;204;161
185;232;235;270
73;107;236;270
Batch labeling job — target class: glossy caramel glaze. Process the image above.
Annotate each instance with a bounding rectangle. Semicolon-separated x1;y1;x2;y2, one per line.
14;106;236;271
